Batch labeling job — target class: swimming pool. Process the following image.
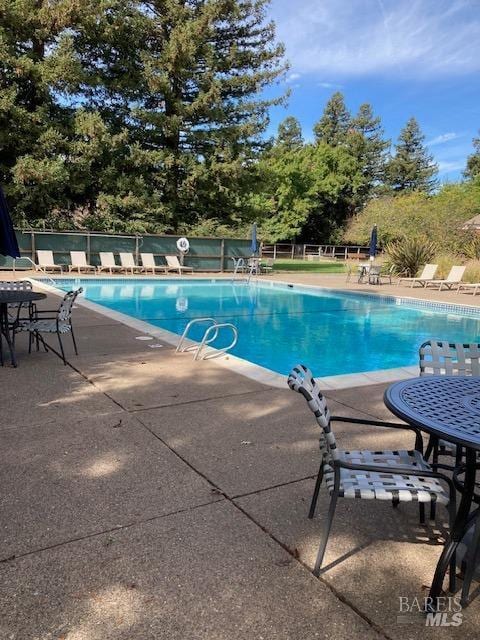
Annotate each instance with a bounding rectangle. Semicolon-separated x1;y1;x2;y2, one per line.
45;277;480;379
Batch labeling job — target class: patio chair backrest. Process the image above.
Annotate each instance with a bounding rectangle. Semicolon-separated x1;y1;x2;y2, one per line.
70;251;88;267
418;264;438;279
288;364;338;464
166;255;181;268
58;288;83;323
99;252;116;267
141;253;155;268
419;340;480;376
0;280;32;290
445;265;466;282
119;252;136;268
37;250;55;266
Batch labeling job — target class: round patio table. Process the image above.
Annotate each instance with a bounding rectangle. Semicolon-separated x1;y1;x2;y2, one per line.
0;290;46;367
385;376;480;607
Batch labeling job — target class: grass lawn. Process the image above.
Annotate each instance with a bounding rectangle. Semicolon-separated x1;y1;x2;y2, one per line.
270;259;346;273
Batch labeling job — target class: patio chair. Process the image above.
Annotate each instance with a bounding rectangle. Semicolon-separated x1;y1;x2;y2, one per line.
397;264;438;288
119;252;143;274
419;340;480;468
288;364;456;579
0;279;33;323
457;282;480;296
36;250;63;273
16;288;83;364
426;265;466;290
140;253;168;274
68;251;96;274
165;255;193;274
261;258;275;274
97;252;124;274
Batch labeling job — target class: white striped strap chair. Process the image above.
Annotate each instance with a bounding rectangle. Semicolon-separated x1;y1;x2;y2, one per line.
288;364;456;578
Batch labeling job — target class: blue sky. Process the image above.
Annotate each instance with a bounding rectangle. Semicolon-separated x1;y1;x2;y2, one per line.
264;0;480;182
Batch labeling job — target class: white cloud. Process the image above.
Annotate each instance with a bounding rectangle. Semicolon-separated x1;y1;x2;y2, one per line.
317;82;339;89
285;72;301;83
269;0;480;78
428;132;460;146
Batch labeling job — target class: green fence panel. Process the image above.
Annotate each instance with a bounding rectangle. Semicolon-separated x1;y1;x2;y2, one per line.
1;230;251;271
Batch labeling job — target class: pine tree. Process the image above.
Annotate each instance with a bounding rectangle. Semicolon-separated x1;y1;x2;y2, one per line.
129;0;287;229
313;92;351;146
464;132;480;180
275;116;303;150
348;103;389;204
386;117;438;193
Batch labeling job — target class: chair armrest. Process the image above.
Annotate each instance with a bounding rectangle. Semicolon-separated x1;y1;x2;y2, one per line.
331;416;424;451
34;309;58;314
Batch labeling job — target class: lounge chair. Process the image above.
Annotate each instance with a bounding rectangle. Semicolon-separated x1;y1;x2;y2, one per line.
119;252;143;274
426;265;466;290
165;255;193;274
36;250;63;273
457;282;480;296
288;364;454;577
68;251;96;274
140;253;168;274
97;252;124;274
397;263;438;288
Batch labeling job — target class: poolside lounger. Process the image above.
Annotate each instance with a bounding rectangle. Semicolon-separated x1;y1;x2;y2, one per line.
457;282;480;296
140;253;168;274
426;265;466;290
97;252;124;274
119;252;143;274
165;255;193;274
68;251;96;274
397;263;438;288
36;250;63;273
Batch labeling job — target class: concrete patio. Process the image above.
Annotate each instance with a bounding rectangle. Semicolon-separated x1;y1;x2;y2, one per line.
1;274;480;638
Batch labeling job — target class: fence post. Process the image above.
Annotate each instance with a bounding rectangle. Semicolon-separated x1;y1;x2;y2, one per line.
31;231;35;264
87;231;91;264
220;238;225;272
291;244;294;259
273;244;277;259
135;235;139;265
302;244;306;260
344;247;347;260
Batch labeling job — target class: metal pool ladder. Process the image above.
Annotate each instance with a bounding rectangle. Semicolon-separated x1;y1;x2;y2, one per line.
176;317;238;361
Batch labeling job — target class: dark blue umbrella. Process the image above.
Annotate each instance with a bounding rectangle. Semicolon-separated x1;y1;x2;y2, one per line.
369;224;377;259
0;186;20;258
250;222;258;256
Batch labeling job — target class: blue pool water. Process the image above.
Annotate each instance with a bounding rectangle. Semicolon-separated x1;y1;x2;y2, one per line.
52;278;480;377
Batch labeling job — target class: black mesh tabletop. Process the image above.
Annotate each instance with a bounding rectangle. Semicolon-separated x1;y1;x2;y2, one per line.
385;376;480;451
0;291;46;304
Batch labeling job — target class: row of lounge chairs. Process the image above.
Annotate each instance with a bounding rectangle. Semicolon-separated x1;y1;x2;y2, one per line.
398;264;472;291
35;251;193;275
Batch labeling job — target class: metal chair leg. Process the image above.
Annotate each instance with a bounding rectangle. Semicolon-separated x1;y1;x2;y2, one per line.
28;331;32;354
57;331;66;365
461;513;480;606
70;324;78;355
419;502;426;524
308;462;324;519
313;484;339;576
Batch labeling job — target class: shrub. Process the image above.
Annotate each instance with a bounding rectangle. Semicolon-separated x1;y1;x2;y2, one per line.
464;260;480;284
343;180;480;252
385;237;436;276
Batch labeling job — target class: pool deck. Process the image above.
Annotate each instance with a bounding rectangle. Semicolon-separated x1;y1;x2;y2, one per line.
1;271;480;638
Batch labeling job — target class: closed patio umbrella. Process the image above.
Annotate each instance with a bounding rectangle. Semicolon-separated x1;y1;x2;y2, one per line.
369;224;377;261
0;186;20;259
250;222;258;256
